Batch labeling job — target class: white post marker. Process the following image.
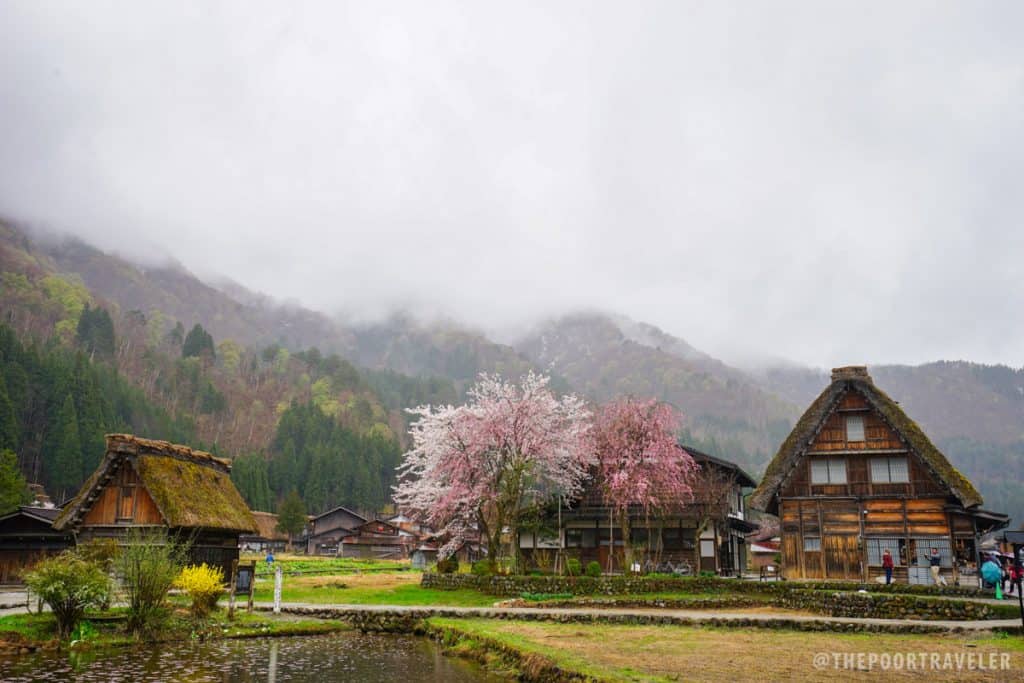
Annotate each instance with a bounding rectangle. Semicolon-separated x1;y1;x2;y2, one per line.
273;564;283;614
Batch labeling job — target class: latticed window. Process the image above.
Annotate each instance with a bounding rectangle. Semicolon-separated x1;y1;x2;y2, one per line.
870;457;909;483
804;537;821;552
811;457;847;484
846;415;865;441
866;537;903;565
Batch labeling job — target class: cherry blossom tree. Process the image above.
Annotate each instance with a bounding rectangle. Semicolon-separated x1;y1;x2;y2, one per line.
591;397;696;571
393;372;591;567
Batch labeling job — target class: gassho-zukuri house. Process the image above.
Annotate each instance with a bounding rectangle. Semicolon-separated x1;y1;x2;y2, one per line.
54;434;258;577
749;366;1008;584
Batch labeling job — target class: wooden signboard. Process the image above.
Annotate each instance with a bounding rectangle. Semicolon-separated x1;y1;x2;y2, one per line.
228;559;256;617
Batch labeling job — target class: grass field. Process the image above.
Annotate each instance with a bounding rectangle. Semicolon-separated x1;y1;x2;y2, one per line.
252;570;498;607
430;618;1024;682
243;554;409;576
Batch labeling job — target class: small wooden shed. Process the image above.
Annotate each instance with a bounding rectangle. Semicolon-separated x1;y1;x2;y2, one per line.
53;434;258;578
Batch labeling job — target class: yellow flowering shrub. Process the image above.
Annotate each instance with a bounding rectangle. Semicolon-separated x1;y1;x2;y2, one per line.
174;563;225;617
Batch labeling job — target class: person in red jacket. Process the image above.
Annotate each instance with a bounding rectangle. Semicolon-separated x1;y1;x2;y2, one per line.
882;548;894;585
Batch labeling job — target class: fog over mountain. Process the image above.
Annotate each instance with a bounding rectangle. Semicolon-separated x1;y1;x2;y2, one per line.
2;3;1023;368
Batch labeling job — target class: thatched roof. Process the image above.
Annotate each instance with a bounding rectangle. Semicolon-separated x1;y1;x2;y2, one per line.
54;434;258;534
750;366;983;515
248;511;288;541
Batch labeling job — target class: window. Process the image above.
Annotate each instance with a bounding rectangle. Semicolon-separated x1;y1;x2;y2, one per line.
910;538;952;568
866;537;903;566
811;457;847;484
846;415;865;442
700;539;716;557
565;528;597;548
804;537;821;552
117;486;136;521
871;457;909;483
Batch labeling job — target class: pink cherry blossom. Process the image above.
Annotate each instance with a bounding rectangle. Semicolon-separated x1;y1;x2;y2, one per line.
394;372;591;561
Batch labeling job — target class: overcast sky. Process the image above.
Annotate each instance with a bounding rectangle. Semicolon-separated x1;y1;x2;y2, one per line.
1;2;1022;368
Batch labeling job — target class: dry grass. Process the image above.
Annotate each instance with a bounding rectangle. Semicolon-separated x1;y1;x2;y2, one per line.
434;619;1024;682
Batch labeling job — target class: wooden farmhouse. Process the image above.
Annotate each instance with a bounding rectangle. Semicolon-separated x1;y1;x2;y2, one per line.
520;445;758;575
53;434;258;577
750;366;1009;584
305;505;367;555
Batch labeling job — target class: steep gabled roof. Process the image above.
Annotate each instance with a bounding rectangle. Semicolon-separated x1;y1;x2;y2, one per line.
682;445;758;488
246;511;288;541
311;505;368;524
54;434;258;534
750;366;983;514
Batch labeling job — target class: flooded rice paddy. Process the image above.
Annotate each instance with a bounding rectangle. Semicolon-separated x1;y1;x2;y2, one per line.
0;632;499;682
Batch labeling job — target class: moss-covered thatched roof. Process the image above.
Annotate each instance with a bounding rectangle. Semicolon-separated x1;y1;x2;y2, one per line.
54;434;258;534
249;511;288;541
749;366;983;515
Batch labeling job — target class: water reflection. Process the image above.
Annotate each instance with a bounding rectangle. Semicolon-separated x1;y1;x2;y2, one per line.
0;632;498;682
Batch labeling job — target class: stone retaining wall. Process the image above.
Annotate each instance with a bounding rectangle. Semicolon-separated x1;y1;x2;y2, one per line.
774;592;1009;621
421;572;988;600
420;573;783;597
419;573;1013;621
274;605;963;634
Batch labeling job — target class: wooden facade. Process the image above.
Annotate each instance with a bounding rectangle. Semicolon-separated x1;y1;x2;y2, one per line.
54;434;258;579
0;506;73;584
340;519;416;559
520;446;758;575
305;506;366;555
751;367;1009;584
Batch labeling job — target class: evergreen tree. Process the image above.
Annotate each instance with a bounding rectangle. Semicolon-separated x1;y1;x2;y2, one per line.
182;324;215;360
0;449;30;514
276;489;307;550
0;375;18;452
75;304;116;357
231;453;273;511
51;395;82;501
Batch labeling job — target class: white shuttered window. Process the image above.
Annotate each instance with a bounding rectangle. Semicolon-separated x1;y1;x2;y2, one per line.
811;458;847;484
871;457;909;483
846;415;865;441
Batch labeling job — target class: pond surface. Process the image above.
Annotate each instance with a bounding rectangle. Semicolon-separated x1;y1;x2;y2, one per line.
0;632;500;682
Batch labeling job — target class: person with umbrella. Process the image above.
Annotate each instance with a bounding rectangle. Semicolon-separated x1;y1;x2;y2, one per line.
982;554;1004;597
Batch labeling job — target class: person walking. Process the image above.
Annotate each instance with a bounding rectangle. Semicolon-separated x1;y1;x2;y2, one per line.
882;548;894;585
929;547;947;586
1011;561;1023;597
981;555;1002;594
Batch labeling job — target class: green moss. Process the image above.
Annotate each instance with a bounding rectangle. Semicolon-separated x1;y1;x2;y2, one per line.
135;454;256;532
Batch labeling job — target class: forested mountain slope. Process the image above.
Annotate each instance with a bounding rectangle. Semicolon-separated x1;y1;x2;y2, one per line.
0;223;454;515
515;313;799;474
2;223;1020;524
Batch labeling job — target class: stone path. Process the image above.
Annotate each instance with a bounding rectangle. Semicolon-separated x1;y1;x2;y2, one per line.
253;601;1024;634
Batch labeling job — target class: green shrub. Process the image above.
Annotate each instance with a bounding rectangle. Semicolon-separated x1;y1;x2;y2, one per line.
174;563;225;618
75;538;119;571
520;592;574;602
24;553;110;640
585;561;602;578
471;560;492;576
436;557;459;574
565;558;582;577
117;529;188;637
699;570;716;578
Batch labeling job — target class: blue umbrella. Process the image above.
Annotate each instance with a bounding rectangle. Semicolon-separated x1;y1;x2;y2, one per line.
982;560;1002;586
